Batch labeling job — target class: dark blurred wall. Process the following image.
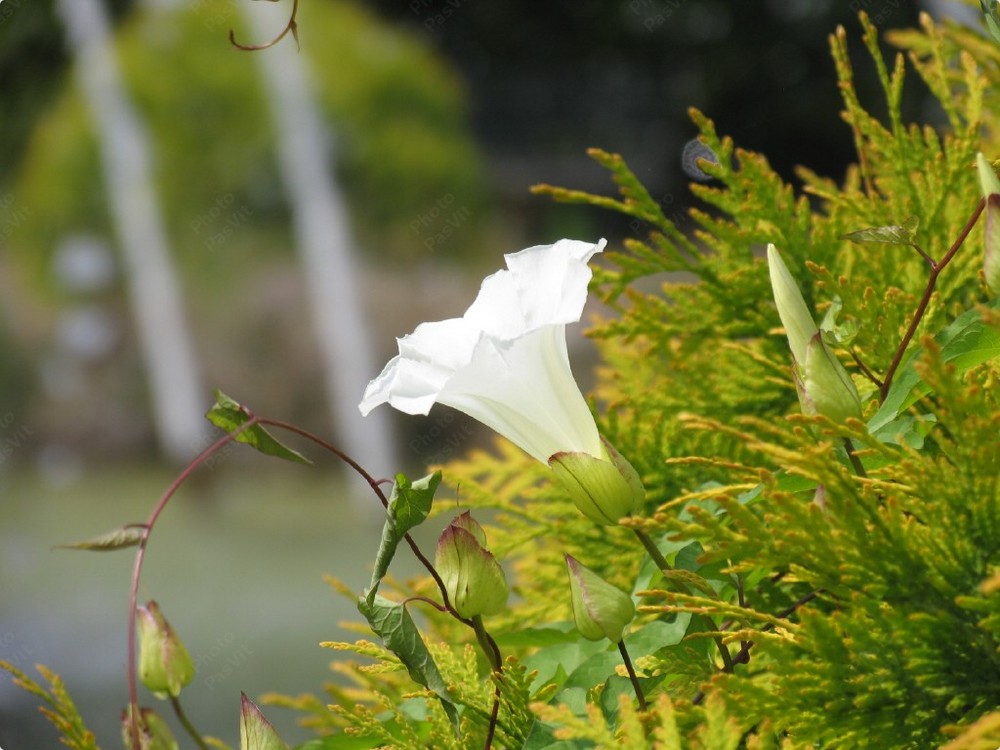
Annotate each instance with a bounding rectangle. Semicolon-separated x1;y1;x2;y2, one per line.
3;1;926;199
1;0;929;206
363;0;925;204
0;0;131;185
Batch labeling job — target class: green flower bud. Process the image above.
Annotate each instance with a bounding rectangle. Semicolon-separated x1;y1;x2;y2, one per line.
976;153;1000;295
797;331;863;424
136;601;195;699
435;512;508;619
767;245;862;425
565;554;635;642
240;692;289;750
549;437;645;526
121;706;179;750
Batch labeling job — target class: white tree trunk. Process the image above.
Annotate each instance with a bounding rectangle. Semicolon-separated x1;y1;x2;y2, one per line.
244;3;397;480
56;0;207;462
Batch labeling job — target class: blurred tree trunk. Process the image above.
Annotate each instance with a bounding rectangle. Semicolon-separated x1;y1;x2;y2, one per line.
56;0;207;462
244;3;397;482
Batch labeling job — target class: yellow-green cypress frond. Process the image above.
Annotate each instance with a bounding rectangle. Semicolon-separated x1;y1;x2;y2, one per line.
0;661;101;750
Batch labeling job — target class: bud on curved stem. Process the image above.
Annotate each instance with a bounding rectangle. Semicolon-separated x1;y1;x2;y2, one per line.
136;601;195;699
435;512;509;619
564;555;647;709
565;554;635;642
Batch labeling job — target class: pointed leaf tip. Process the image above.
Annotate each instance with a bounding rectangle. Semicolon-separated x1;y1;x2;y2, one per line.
240;693;288;750
206;389;310;465
842;215;919;246
367;471;441;605
56;524;146;552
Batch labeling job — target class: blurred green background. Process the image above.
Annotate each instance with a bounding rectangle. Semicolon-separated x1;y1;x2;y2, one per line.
0;0;961;746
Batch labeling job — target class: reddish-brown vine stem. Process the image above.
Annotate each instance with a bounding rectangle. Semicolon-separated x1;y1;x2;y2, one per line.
879;198;985;403
229;0;299;51
127;421;258;749
126;410;455;748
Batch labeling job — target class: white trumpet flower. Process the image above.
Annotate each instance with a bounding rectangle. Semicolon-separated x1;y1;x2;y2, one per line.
361;238;643;525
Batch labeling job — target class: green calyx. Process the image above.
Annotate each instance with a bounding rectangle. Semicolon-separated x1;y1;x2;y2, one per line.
549;437;644;526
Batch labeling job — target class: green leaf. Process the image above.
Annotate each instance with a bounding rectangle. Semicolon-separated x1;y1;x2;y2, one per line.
870;413;937;449
241;693;289;750
522;638;609;695
520;721;588;750
633;534;698;594
842;215;919;246
365;472;440;605
528;622;685;698
294;737;379;750
869;305;1000;432
820;296;860;347
598;674;646;722
206;390;310;464
389;472;439;537
356;595;459;728
626;617;691;658
983;0;1000;44
736;472;818;508
561;649;622;692
56;524;146;552
494;623;579;649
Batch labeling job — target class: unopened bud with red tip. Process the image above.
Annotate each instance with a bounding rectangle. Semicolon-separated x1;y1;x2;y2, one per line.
136;600;195;699
549;437;645;526
435;512;508;619
565;554;635;643
241;693;289;750
121;706;178;750
768;245;862;425
976;153;1000;295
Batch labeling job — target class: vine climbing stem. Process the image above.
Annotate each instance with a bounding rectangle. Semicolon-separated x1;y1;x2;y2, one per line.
878;198;984;403
125;409;451;749
633;527;735;674
230;0;299;51
170;695;210;750
618;640;648;711
126;422;258;750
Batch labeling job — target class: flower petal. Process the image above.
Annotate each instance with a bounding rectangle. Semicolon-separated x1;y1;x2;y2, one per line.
466;239;606;339
360;318;479;416
360;239;607;463
438;326;602;463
